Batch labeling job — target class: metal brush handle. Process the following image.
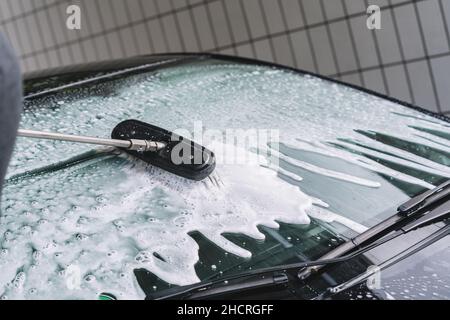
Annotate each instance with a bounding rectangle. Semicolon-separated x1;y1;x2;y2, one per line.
17;129;166;152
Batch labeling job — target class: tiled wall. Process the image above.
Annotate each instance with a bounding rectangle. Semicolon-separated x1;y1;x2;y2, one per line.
0;0;449;114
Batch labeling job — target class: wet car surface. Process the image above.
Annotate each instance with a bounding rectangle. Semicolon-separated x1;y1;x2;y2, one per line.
1;54;449;299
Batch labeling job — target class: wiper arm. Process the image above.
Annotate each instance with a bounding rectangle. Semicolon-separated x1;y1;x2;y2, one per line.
321;223;450;299
149;180;450;300
298;179;450;280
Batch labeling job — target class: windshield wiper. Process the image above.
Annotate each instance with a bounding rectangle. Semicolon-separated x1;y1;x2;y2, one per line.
319;223;450;299
147;180;450;300
297;179;450;280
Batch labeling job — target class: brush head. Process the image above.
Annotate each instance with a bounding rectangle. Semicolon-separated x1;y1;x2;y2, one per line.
111;119;216;181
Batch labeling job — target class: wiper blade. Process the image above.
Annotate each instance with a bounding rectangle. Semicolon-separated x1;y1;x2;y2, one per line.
148;180;450;300
398;179;450;215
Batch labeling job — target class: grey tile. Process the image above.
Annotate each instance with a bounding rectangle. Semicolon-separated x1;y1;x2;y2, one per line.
2;24;20;54
417;0;449;55
147;19;168;52
374;10;401;64
272;34;295;67
254;38;274;62
290;30;315;72
9;0;23;16
236;43;254;58
98;0;119;30
0;1;12;20
342;0;366;15
208;1;232;48
219;47;235;55
119;27;140;57
329;20;357;73
58;46;74;66
407;60;438;112
191;5;215;50
80;38;99;61
171;0;188;10
385;64;412;103
301;0;324;25
46;49;61;68
224;0;250;43
92;34;113;60
105;32;126;59
161;14;184;51
22;57;34;72
278;0;304;29
155;0;172;14
310;25;336;75
242;0;267;38
260;0;285;34
362;68;386;95
133;23;153;54
442;0;450;45
340;73;362;87
188;0;203;5
83;0;104;34
366;0;389;8
110;0;131;26
35;53;48;70
431;55;450;113
126;0;145;22
350;15;379;68
392;3;425;60
139;0;157;18
21;16;43;53
15;19;33;54
323;0;345;20
69;43;85;64
177;10;200;51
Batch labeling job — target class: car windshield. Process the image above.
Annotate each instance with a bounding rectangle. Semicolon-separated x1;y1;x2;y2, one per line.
1;57;449;299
